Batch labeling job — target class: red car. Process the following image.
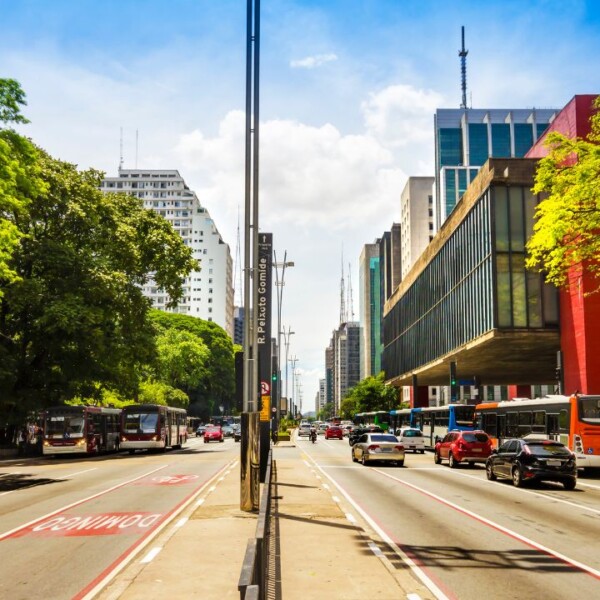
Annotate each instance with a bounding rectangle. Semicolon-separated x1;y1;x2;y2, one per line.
325;426;343;440
434;430;492;467
204;426;224;443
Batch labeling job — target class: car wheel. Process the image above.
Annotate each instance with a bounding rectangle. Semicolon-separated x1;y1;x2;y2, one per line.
486;463;497;481
563;478;576;491
468;462;475;468
396;460;404;467
420;450;425;454
351;450;357;463
434;451;441;464
449;453;458;468
361;454;367;466
512;467;523;487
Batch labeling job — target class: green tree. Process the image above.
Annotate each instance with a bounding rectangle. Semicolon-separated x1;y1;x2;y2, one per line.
0;78;30;125
0;143;196;420
339;396;358;420
527;98;600;291
345;372;399;414
317;402;334;421
138;380;189;409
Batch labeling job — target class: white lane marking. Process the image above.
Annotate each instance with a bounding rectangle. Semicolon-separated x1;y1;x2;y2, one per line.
140;547;162;563
322;483;329;490
65;468;98;478
442;468;600;516
304;455;457;600
207;486;216;493
407;594;423;600
0;464;169;540
369;541;384;558
374;467;600;580
345;513;356;524
175;517;188;528
332;496;341;503
218;477;224;481
577;480;600;491
302;460;311;467
195;498;205;507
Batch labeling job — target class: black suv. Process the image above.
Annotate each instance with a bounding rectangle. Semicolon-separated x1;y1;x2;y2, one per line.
348;425;383;446
486;439;577;490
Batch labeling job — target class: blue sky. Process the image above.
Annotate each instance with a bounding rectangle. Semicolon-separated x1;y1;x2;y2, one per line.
2;0;600;412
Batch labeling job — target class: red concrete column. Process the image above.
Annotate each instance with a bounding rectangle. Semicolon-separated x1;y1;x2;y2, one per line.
508;385;531;399
410;386;429;408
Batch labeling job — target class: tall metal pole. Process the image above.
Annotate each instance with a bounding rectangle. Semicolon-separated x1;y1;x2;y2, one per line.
283;327;295;410
289;356;298;418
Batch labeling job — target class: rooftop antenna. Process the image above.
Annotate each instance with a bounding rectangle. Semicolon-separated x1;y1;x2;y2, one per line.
459;26;468;109
119;127;124;171
348;262;355;321
339;246;346;325
135;129;139;169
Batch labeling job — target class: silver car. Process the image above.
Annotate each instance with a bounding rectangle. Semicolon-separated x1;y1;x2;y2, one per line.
351;433;405;466
298;423;312;437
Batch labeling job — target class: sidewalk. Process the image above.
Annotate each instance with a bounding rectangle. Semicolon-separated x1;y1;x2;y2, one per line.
96;438;434;600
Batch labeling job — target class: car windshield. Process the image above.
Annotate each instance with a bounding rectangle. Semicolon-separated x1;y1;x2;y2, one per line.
462;433;489;443
402;430;422;437
526;442;572;457
370;434;398;443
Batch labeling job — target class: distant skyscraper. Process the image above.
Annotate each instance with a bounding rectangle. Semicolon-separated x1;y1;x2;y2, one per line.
100;169;234;337
359;242;381;379
332;321;360;413
434;108;557;229
233;306;244;346
400;177;435;279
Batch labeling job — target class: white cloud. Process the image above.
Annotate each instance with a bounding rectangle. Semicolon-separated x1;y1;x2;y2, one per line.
290;53;338;69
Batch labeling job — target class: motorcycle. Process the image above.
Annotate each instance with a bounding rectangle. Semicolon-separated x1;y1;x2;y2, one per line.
310;430;317;443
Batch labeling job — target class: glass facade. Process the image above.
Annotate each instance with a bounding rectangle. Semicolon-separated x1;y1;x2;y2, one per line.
514;123;534;157
369;256;382;374
439;128;462;166
491;124;511;157
468;123;489;166
383;183;558;381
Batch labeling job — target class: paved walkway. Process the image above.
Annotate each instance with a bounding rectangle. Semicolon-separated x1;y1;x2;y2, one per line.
94;437;434;600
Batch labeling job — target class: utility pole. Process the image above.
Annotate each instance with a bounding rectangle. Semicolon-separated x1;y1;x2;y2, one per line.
289;356;298;418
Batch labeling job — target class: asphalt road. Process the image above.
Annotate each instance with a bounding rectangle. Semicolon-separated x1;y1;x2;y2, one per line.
299;434;600;600
0;436;239;600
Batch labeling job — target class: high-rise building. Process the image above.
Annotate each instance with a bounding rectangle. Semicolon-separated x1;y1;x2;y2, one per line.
317;378;326;412
434;108;557;230
332;321;361;413
400;177;435;279
100;169;234;337
233;306;244;346
359;242;381;379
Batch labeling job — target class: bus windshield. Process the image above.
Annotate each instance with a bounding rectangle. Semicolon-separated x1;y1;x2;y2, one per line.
124;412;159;433
46;413;85;437
578;397;600;424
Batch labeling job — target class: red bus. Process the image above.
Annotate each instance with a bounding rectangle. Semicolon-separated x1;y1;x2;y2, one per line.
120;404;188;454
475;394;600;470
43;406;122;456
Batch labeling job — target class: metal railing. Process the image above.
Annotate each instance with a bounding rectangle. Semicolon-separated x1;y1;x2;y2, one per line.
238;449;274;600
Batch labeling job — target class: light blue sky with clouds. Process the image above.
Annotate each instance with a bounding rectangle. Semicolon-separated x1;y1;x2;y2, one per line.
2;0;600;412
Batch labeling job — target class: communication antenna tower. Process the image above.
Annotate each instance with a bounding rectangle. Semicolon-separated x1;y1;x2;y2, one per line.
459;26;469;109
347;262;355;322
233;206;243;306
339;247;346;325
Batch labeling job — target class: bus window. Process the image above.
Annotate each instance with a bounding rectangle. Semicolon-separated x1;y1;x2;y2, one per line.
532;411;546;433
507;412;518;437
518;411;532;436
578;397;600;424
483;413;497;437
559;409;569;432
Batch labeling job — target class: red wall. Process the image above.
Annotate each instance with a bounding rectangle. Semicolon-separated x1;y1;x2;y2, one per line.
526;94;600;394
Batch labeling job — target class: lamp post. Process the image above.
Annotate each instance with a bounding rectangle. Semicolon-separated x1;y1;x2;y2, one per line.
289;356;298;418
273;251;294;422
282;327;295;413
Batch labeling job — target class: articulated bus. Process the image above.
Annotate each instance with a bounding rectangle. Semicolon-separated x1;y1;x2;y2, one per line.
389;408;412;433
410;404;476;449
475;394;600;470
121;404;188;454
43;406;122;456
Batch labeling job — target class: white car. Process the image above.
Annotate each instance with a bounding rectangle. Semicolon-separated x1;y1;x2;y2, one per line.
298;423;312;437
395;428;426;453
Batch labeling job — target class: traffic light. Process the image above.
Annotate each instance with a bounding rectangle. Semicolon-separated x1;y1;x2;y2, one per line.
449;361;458;402
272;372;278;382
450;362;457;386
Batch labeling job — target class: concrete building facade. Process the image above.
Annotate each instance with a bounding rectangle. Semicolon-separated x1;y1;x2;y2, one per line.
100;169;234;337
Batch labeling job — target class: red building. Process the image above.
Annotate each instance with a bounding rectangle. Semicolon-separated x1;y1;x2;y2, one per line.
525;95;600;395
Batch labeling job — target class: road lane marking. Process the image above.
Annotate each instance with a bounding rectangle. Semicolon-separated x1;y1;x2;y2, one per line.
369;541;384;558
374;467;600;581
332;496;341;503
345;513;356;524
140;547;162;563
175;518;188;528
65;468;98;478
441;469;600;516
577;481;600;491
304;454;449;600
195;498;205;507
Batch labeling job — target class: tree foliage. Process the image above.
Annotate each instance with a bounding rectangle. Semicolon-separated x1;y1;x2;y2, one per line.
0;79;30;125
527;98;600;290
343;372;399;416
0;127;196;420
317;402;334;421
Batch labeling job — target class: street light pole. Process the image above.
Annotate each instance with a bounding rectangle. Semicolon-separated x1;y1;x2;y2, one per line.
282;326;295;412
273;250;294;421
289;356;298;418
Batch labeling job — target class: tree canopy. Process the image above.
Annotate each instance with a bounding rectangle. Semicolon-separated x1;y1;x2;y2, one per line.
527;98;600;291
342;372;399;417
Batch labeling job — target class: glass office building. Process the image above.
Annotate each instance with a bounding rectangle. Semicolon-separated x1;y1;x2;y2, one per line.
434;108;557;230
383;158;559;384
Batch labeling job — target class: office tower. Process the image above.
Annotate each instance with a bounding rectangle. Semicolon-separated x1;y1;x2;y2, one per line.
434;108;557;230
100;169;234;337
359;242;382;379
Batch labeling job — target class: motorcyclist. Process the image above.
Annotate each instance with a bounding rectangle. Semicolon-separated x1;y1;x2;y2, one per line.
309;426;317;443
